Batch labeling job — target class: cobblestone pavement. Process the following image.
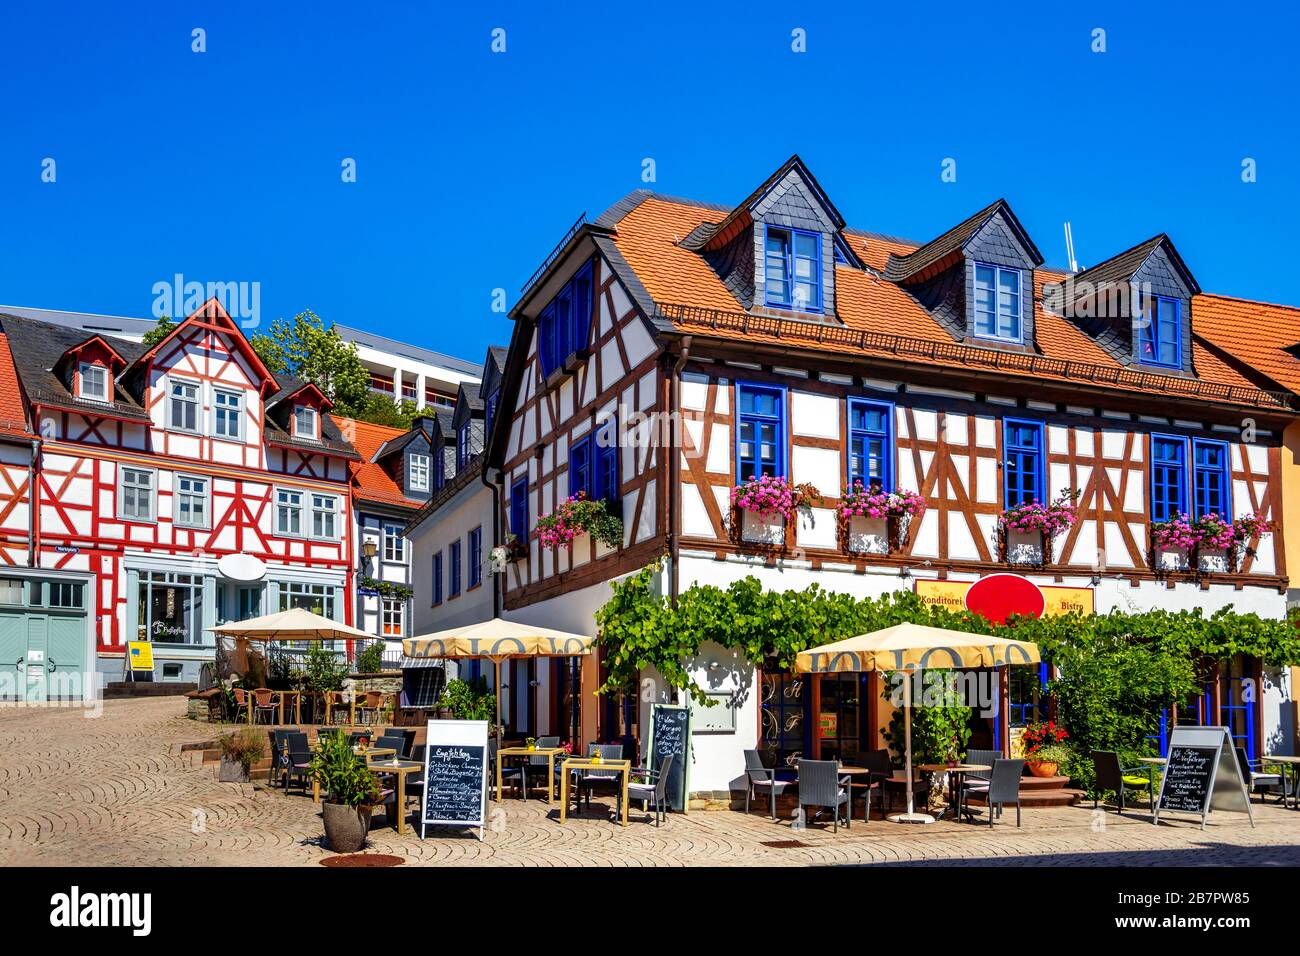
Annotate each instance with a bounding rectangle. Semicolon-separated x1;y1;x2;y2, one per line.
2;697;1298;867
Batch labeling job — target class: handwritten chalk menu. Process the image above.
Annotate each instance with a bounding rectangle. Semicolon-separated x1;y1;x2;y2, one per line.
420;719;489;840
1159;746;1216;813
1153;726;1254;830
650;704;689;813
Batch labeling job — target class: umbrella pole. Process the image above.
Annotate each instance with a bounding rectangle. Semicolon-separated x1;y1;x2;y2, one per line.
889;669;935;825
495;662;503;739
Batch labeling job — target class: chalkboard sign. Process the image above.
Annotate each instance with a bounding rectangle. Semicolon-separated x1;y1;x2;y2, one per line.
420;719;489;840
1159;746;1217;813
1153;726;1253;830
649;704;689;813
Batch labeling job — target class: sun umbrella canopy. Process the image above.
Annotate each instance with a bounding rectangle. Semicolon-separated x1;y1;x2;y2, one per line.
211;606;372;642
794;622;1040;674
402;618;594;660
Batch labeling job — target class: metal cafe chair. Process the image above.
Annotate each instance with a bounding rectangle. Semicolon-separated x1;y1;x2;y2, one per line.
796;759;851;833
624;754;675;827
982;758;1025;828
252;688;278;725
743;749;792;821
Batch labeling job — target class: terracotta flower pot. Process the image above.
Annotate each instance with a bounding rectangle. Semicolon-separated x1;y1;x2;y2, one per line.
1027;760;1058;778
322;801;372;853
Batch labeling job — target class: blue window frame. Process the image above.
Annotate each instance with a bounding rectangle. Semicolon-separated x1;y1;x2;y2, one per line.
1003;419;1044;506
569;435;593;499
485;391;499;440
434;447;445;490
449;539;462;597
468;526;482;588
1138;295;1182;368
538;261;595;377
735;383;786;481
567;418;621;506
764;226;822;313
595;416;619;505
1151;434;1188;521
847;398;893;491
431;552;443;605
1192;439;1230;518
509;475;529;537
973;263;1023;342
457;423;471;468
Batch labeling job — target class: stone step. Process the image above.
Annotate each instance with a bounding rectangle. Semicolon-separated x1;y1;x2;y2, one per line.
965;787;1084;807
1018;774;1071;790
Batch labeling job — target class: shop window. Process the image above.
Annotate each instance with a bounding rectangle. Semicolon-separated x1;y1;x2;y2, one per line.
0;578;24;605
279;582;335;619
139;571;203;645
162;663;184;683
48;581;84;609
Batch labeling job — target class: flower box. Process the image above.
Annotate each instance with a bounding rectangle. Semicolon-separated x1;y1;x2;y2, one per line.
729;475;820;550
1005;529;1049;566
998;489;1077;568
1154;545;1192;572
740;509;786;546
1197;548;1234;574
844;515;891;555
835;483;924;555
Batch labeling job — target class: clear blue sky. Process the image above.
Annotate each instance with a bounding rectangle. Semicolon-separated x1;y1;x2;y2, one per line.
2;1;1297;365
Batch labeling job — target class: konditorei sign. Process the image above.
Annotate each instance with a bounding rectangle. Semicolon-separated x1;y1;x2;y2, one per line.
916;575;1094;624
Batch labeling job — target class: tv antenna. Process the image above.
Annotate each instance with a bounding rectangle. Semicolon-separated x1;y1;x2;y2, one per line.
1063;222;1079;273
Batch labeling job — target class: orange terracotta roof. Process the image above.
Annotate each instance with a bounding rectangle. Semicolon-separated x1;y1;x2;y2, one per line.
335;416;422;510
0;333;32;439
610;196;1294;411
1192;294;1300;394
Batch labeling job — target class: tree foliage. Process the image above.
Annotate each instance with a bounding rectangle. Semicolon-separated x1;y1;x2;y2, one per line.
250;310;371;414
142;316;176;347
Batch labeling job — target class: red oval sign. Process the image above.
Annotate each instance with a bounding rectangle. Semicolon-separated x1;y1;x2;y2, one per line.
964;574;1046;625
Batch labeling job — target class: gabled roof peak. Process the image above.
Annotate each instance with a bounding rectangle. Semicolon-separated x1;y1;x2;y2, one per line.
883;199;1044;283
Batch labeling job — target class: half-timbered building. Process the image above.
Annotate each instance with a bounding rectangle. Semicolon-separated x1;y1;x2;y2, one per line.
0;300;360;698
484;156;1300;795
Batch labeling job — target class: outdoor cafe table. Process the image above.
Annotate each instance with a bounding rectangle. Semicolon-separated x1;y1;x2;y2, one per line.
324;691;354;727
310;748;396;803
1138;756;1167;796
920;763;991;822
1264;755;1300;810
244;690;301;726
496;746;567;805
557;758;631;827
367;758;423;835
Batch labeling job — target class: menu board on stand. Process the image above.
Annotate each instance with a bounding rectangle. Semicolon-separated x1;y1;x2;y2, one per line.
420;719;489;840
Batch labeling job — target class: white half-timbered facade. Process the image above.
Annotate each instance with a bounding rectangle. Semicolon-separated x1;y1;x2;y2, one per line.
481;157;1300;792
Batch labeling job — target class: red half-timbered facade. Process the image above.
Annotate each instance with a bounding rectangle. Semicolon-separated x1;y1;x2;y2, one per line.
0;299;360;695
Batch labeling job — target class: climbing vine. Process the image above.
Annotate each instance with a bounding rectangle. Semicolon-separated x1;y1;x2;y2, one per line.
594;559;1300;708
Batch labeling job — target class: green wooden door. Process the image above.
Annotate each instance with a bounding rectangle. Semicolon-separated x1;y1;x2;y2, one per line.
0;613;24;702
46;615;86;700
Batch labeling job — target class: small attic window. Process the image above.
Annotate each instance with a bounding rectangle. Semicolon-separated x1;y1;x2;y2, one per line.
1137;295;1182;369
78;363;108;402
764;226;822;313
973;263;1023;343
293;405;317;440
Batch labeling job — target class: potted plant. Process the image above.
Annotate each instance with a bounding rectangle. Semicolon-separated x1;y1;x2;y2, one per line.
836;481;926;553
308;730;382;853
999;489;1078;565
1021;720;1069;777
217;727;267;783
1150;511;1200;572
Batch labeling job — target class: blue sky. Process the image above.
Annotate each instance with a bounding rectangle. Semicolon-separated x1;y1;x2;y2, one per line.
1;1;1297;365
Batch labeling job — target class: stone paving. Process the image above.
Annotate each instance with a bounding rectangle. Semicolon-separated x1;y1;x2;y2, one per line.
2;697;1299;867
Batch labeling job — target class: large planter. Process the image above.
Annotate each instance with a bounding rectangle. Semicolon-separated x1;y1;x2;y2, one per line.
1026;760;1058;778
218;757;251;783
844;515;890;555
322;802;372;853
1005;529;1048;566
1153;545;1191;572
737;508;785;547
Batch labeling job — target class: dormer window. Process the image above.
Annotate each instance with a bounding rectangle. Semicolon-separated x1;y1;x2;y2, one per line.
764;226;822;313
457;423;470;467
293;405;317;440
79;363;108;402
973;263;1023;343
538;262;595;377
1137;295;1182;368
409;452;430;492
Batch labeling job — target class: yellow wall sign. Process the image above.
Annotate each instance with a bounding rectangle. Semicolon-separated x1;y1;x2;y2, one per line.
915;578;1094;620
127;641;154;671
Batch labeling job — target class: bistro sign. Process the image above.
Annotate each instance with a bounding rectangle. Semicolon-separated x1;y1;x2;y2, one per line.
915;576;1094;624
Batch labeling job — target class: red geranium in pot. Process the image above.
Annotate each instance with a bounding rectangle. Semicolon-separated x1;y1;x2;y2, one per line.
1021;720;1069;778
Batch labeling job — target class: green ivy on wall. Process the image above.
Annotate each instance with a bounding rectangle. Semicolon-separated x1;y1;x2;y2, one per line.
359;577;414;601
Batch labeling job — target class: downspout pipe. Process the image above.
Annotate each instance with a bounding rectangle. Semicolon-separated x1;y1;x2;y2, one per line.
481;465;502;618
28;437;40;568
667;336;692;607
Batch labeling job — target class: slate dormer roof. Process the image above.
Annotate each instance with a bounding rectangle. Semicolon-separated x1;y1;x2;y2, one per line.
883;199;1044;284
586;161;1296;412
1063;234;1201;307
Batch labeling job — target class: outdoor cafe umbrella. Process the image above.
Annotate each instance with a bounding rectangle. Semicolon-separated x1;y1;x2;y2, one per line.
402;618;595;735
794;622;1040;824
212;606;373;642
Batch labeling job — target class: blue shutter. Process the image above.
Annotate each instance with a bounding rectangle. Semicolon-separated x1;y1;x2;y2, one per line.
432;553;443;605
571;262;593;352
569;435;592;499
509;476;529;537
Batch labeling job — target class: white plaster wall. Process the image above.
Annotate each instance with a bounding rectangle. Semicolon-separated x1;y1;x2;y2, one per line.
408;482;496;634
